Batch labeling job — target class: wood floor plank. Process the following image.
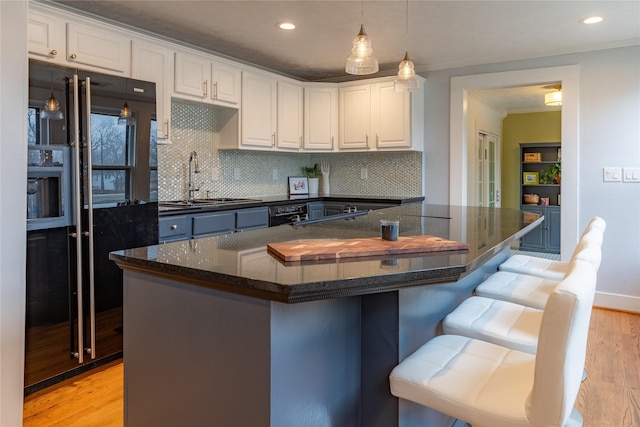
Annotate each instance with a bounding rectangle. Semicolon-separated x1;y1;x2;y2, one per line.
23;308;639;426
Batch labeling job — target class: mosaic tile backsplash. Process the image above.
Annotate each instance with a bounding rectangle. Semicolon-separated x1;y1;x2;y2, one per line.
158;99;422;201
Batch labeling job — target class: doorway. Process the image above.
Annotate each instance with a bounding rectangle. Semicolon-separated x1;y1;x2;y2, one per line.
449;65;579;261
476;131;500;208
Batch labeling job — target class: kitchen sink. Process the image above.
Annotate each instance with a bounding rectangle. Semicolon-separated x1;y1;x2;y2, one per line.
159;198;262;208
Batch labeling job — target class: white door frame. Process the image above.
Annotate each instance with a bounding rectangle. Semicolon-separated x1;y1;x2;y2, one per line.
450;65;579;261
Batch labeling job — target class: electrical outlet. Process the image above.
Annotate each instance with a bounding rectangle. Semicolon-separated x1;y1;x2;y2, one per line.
361;167;368;180
211;167;220;181
623;167;640;183
233;168;241;181
272;169;278;181
603;167;621;182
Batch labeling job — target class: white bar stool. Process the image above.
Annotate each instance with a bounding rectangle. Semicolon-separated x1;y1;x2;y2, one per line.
390;260;597;427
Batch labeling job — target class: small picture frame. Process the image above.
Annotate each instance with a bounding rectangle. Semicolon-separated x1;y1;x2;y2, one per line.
288;176;309;195
523;172;539;185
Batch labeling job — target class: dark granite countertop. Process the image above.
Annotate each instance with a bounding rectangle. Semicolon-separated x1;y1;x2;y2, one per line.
158;194;424;216
111;204;542;303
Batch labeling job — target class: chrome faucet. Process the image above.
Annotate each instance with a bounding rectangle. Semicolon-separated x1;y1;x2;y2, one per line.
188;151;200;200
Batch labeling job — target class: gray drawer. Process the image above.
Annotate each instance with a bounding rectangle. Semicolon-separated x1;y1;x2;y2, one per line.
192;212;235;236
236;207;268;230
159;215;189;241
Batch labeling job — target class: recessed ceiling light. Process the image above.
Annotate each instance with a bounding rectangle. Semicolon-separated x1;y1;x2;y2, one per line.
276;22;295;30
580;16;604;25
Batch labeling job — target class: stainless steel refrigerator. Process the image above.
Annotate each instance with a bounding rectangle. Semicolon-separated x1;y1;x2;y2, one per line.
25;59;159;394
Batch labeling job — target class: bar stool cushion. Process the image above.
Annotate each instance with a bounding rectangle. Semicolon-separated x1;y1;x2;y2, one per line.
474;271;556;310
498;255;566;281
443;296;541;354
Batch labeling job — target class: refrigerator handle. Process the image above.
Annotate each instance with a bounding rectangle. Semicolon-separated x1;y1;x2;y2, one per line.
85;77;97;360
71;74;84;364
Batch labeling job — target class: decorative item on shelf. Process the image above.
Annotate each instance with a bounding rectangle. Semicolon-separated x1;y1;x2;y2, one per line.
320;161;330;196
523;193;540;205
524;152;542;162
523;171;539;185
539;162;561;184
301;164;321;195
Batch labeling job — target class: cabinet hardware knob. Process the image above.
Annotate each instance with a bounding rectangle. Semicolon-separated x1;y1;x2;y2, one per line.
69;53;77;60
50;49;58;56
170;224;178;230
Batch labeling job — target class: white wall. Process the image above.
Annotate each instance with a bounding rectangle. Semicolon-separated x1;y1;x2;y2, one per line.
421;46;640;312
0;1;28;425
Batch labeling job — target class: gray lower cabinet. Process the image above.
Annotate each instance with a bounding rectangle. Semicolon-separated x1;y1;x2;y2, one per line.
520;205;560;253
159;207;269;242
307;202;324;220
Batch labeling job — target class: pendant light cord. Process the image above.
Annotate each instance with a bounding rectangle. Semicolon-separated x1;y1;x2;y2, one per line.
404;0;409;53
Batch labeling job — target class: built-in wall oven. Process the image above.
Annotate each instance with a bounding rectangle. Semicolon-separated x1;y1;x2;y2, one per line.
269;203;308;226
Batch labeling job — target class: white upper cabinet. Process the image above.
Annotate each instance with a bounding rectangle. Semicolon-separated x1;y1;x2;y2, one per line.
28;7;131;75
339;77;424;152
28;11;65;62
277;81;304;151
131;40;174;142
304;85;338;152
174;51;241;107
241;71;277;149
66;23;131;74
339;85;371;150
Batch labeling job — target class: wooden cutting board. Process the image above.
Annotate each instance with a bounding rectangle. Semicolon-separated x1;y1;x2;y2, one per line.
267;235;469;262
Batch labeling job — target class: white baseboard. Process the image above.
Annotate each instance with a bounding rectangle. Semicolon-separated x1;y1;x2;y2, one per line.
594;291;640;313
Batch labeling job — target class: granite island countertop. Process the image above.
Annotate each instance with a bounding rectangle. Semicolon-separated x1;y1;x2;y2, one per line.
111;204;542;303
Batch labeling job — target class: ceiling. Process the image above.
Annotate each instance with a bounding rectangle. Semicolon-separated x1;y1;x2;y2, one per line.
52;0;640;112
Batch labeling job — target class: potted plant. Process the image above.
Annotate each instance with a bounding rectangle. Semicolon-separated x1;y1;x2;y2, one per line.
302;164;321;195
540;162;561;184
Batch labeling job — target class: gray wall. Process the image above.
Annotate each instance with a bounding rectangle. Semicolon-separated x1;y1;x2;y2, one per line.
420;45;640;310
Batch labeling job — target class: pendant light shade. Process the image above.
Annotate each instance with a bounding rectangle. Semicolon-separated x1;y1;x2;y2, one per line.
394;0;420;92
394;52;420;92
544;87;562;106
41;92;63;120
118;101;136;126
346;2;379;75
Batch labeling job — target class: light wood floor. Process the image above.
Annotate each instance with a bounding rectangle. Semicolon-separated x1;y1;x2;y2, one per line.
23;308;639;427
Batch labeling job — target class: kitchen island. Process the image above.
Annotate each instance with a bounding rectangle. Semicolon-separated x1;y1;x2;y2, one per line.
111;204;542;427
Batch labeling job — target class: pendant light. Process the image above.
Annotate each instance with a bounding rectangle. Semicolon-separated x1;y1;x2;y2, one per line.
544;85;562;106
394;0;419;92
345;0;379;75
118;101;136;126
41;91;64;120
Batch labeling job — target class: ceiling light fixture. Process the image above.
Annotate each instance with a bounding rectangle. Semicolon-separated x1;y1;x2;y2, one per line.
580;16;604;25
345;0;379;75
544;85;562;106
394;0;419;92
276;21;295;30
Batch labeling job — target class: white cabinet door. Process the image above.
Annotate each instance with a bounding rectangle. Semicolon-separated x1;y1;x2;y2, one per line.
66;22;131;74
277;81;303;151
339;84;371;150
174;51;209;99
304;86;337;151
372;82;411;149
211;61;241;106
131;40;174;142
28;11;65;63
242;72;277;149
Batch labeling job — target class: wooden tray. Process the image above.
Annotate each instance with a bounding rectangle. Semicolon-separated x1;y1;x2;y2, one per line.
267;235;469;262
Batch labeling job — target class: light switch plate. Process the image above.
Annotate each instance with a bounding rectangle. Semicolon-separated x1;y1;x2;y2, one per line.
211;167;220;181
233;168;241;181
361;168;368;180
623;167;640;183
603;167;621;182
